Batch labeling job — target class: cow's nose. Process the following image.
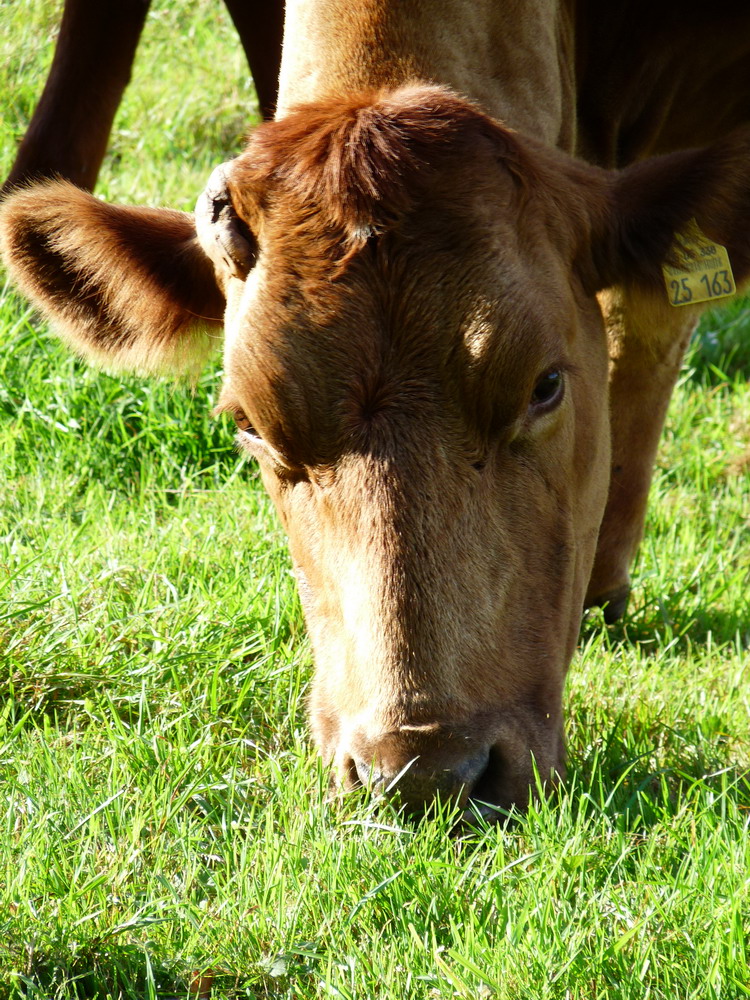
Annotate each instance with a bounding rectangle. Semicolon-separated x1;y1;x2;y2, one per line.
350;727;490;813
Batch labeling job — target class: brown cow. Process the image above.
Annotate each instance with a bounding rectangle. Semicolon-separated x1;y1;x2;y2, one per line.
2;2;750;817
3;0;284;194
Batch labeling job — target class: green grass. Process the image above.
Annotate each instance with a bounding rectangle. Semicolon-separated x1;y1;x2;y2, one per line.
1;2;749;997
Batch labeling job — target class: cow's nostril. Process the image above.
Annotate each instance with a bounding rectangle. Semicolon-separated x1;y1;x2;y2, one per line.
341;754;363;791
352;755;384;789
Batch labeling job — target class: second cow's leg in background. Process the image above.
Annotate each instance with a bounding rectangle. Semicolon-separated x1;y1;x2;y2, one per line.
3;0;284;194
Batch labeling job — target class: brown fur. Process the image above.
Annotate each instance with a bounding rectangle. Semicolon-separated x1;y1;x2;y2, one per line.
232;86;532;250
235;89;750;296
0;182;225;374
272;0;750;645
593;132;750;292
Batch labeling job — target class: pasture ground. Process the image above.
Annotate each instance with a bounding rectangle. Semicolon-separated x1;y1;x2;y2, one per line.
0;2;748;997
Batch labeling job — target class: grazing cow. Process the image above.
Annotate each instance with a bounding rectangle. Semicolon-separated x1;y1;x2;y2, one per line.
2;2;750;817
3;0;284;194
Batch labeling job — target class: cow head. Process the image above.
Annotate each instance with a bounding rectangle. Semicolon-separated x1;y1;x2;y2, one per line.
3;85;750;817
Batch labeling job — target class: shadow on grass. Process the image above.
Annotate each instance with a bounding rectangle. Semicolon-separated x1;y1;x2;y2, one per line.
16;938;300;1000
564;700;750;833
18;941;174;1000
581;597;750;660
689;300;750;383
568;755;750;835
576;596;749;827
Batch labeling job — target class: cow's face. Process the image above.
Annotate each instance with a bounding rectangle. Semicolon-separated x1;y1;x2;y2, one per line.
226;257;609;814
3;85;750;815
212;91;616;814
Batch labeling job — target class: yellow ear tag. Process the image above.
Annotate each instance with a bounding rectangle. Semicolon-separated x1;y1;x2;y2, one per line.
663;218;736;307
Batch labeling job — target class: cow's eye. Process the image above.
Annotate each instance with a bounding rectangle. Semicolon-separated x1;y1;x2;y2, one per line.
233;409;258;436
530;369;564;411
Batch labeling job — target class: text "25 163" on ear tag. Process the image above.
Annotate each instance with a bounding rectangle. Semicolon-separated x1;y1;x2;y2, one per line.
663;219;736;307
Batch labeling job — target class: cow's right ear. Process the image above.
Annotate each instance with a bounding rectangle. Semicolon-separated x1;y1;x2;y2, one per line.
0;181;229;375
582;129;750;297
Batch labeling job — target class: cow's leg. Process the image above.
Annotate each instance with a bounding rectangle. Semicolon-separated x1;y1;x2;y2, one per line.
223;0;284;119
585;287;700;622
3;0;151;194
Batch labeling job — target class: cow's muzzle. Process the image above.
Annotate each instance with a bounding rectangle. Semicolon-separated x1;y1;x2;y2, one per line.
340;716;560;820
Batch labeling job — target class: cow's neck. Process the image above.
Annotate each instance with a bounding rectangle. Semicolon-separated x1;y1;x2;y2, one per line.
276;0;576;150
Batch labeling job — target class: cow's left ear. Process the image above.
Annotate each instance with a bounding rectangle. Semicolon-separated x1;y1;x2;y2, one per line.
583;129;750;296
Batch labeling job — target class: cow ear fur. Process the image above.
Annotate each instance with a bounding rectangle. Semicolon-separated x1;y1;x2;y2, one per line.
584;129;750;297
0;181;226;375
